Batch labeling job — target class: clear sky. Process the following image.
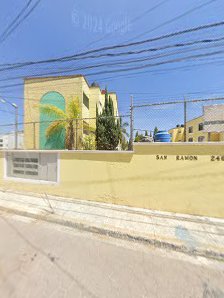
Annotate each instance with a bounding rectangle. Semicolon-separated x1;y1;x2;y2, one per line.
0;0;224;133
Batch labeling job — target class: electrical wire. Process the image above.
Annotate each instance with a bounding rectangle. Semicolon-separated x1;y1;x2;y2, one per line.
0;35;223;84
80;0;170;51
0;48;223;90
127;0;218;42
0;0;33;43
0;20;223;72
0;0;42;44
1;34;224;75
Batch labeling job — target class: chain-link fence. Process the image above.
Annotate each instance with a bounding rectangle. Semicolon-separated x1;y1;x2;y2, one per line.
2;97;224;151
132;97;224;143
0;115;131;151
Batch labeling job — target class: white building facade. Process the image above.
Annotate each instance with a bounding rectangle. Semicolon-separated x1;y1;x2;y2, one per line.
0;131;24;149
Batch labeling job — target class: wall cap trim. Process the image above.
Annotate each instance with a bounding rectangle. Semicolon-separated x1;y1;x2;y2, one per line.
0;149;134;154
134;142;224;146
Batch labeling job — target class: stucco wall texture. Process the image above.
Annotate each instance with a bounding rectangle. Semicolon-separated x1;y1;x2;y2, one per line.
0;144;224;218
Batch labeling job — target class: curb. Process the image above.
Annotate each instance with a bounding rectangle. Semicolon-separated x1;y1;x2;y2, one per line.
1;188;224;227
0;205;223;262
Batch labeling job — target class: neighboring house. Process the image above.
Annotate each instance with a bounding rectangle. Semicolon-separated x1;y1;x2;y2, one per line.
0;131;24;149
169;125;185;142
24;75;119;149
169;113;224;142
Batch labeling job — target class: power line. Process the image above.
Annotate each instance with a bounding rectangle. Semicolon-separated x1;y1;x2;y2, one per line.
0;0;42;45
80;0;170;50
0;0;33;43
127;0;218;42
0;20;223;72
3;87;224;98
95;57;224;83
0;108;23;116
84;49;224;78
0;36;224;82
0;48;223;90
0;0;168;76
132;96;224;108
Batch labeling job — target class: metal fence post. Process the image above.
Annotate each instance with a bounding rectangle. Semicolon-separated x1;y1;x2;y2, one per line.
76;119;78;150
33;122;36;149
184;97;187;142
128;95;134;151
15;105;18;149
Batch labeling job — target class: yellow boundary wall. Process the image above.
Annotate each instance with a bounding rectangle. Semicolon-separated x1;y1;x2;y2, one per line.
0;143;224;218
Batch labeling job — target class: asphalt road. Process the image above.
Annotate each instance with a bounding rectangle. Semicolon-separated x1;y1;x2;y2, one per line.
0;212;223;298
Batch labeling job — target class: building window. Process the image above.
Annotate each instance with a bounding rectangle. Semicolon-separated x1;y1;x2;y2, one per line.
188;126;193;133
198;136;205;142
0;139;3;143
198;123;204;131
188;138;193;142
83;93;89;109
5;152;58;182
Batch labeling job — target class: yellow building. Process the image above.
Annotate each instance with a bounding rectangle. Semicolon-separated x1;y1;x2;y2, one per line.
24;75;118;149
168;125;185;142
169;115;224;142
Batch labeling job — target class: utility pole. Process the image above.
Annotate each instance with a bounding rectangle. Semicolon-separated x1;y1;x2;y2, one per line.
33;122;36;149
15;104;18;149
128;95;134;151
76;119;78;150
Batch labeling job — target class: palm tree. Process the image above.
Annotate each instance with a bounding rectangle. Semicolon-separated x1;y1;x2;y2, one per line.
118;118;129;150
39;98;80;150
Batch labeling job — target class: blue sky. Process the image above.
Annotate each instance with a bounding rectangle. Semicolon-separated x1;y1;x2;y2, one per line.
0;0;224;133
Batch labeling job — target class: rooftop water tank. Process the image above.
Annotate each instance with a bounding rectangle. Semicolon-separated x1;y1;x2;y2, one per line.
154;131;171;142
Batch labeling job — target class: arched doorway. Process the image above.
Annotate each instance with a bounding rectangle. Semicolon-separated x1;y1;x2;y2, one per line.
40;91;66;149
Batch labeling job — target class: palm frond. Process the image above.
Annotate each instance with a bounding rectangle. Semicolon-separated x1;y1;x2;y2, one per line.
122;128;129;138
46;121;66;138
67;98;80;119
32;103;40;110
40;104;66;120
121;121;129;128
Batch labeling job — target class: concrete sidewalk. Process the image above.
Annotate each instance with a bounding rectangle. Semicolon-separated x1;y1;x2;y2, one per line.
0;189;223;261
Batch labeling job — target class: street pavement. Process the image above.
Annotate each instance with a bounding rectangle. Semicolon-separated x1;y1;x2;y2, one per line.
0;212;224;298
0;190;223;260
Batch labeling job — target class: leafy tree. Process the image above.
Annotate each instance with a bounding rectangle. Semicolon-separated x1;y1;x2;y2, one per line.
82;134;96;150
153;126;159;139
134;132;144;142
96;90;120;150
39;97;80;150
134;131;140;142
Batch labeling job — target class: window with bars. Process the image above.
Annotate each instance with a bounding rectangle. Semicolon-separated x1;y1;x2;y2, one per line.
5;152;58;182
